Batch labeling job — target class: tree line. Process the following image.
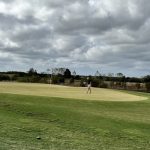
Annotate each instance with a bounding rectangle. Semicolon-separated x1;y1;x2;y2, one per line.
0;68;150;92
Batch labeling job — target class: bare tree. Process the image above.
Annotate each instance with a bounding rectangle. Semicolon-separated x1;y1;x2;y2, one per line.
52;68;66;75
95;70;100;77
47;68;52;84
116;73;124;77
72;70;76;77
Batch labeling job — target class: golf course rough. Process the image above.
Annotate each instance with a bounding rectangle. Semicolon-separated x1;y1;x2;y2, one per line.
0;82;147;101
0;92;150;150
0;82;150;150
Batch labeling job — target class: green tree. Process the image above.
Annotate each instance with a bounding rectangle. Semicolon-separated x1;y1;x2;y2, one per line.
116;73;124;77
64;69;71;78
28;68;37;76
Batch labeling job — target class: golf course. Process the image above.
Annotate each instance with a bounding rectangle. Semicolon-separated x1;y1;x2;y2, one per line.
0;82;150;150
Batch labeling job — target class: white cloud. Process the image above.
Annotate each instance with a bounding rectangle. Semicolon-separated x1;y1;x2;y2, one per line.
0;0;150;76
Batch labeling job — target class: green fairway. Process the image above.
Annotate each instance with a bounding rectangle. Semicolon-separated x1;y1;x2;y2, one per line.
0;83;150;149
0;82;146;101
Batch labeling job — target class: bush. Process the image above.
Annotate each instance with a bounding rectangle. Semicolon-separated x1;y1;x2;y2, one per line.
74;75;81;80
110;81;115;88
59;76;65;83
135;83;141;90
91;78;100;87
143;75;150;83
70;78;74;84
38;77;48;84
16;77;30;82
51;76;64;84
99;81;108;88
51;76;58;84
145;82;150;92
80;78;87;87
0;75;10;81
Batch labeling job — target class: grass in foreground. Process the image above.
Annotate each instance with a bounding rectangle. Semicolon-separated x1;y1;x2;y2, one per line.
0;92;150;150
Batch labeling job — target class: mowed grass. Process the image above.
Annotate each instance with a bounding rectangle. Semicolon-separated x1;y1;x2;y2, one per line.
0;83;150;149
0;82;146;101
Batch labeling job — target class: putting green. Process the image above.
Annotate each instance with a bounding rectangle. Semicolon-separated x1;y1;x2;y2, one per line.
0;82;147;101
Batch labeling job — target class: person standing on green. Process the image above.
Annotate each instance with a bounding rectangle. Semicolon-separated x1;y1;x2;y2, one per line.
87;77;92;94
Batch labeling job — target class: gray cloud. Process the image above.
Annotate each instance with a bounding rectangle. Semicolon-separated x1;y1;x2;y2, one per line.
0;0;150;76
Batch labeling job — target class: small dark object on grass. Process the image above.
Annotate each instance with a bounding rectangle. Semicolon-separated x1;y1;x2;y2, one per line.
36;136;41;140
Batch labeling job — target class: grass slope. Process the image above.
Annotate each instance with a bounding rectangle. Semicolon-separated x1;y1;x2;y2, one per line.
0;92;150;150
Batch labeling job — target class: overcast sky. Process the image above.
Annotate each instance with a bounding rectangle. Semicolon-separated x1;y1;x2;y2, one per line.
0;0;150;76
